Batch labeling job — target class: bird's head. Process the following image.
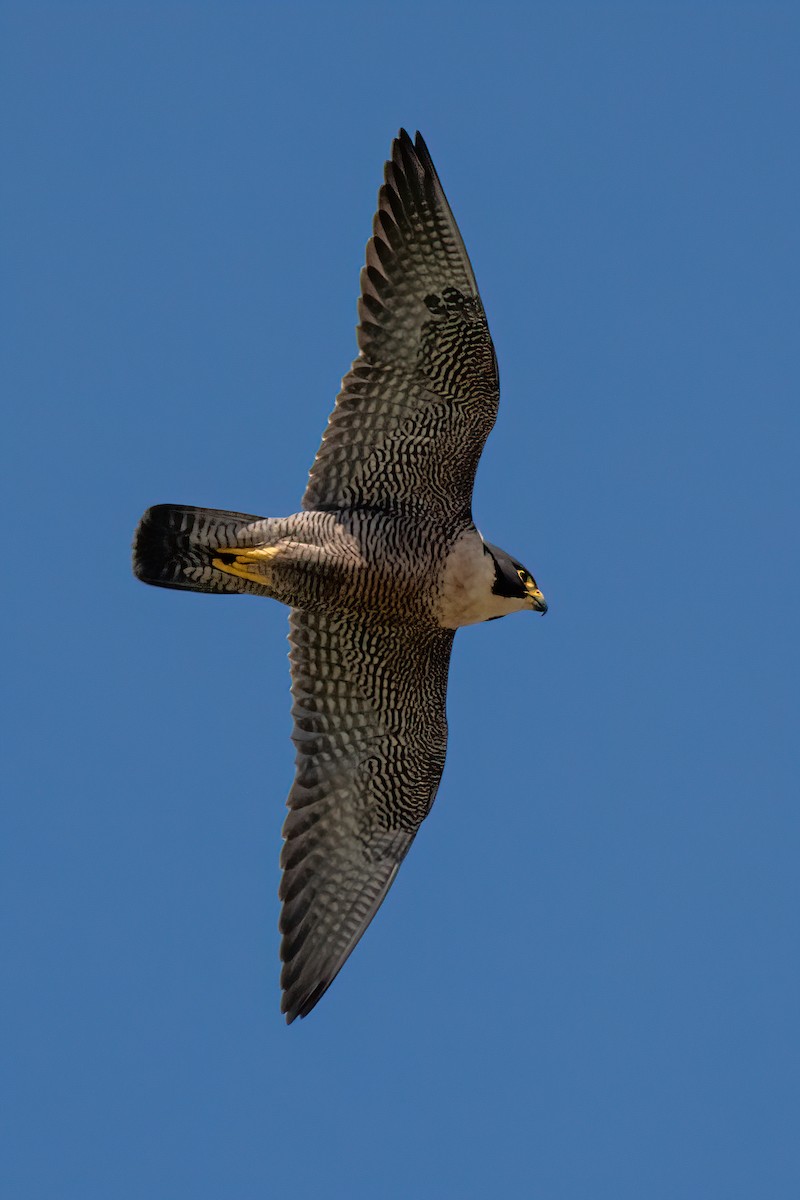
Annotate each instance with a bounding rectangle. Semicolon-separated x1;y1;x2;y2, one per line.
483;540;548;615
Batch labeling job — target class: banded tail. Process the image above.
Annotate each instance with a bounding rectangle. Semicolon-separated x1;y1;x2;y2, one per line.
132;504;271;594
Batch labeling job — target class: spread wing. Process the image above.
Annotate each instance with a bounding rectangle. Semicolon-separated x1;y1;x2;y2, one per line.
280;608;455;1022
302;130;500;524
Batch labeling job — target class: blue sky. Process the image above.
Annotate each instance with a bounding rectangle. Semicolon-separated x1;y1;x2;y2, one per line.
3;4;799;1197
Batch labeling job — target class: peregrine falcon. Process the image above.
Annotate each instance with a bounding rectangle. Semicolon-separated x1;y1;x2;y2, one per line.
133;130;547;1022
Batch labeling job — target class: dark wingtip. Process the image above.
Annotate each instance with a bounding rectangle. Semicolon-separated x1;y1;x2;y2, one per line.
414;130;430;158
393;127;426;177
281;978;331;1024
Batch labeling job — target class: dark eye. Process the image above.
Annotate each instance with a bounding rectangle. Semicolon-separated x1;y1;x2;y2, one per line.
517;568;530;584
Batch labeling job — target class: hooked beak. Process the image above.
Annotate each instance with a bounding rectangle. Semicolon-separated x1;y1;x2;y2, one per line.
527;585;548;614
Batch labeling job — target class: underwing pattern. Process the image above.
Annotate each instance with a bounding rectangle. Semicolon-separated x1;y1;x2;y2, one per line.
133;131;547;1022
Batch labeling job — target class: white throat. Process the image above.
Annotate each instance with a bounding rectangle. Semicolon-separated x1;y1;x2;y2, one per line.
436;530;526;629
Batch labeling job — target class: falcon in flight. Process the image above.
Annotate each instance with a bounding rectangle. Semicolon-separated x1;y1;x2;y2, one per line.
133;130;547;1022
